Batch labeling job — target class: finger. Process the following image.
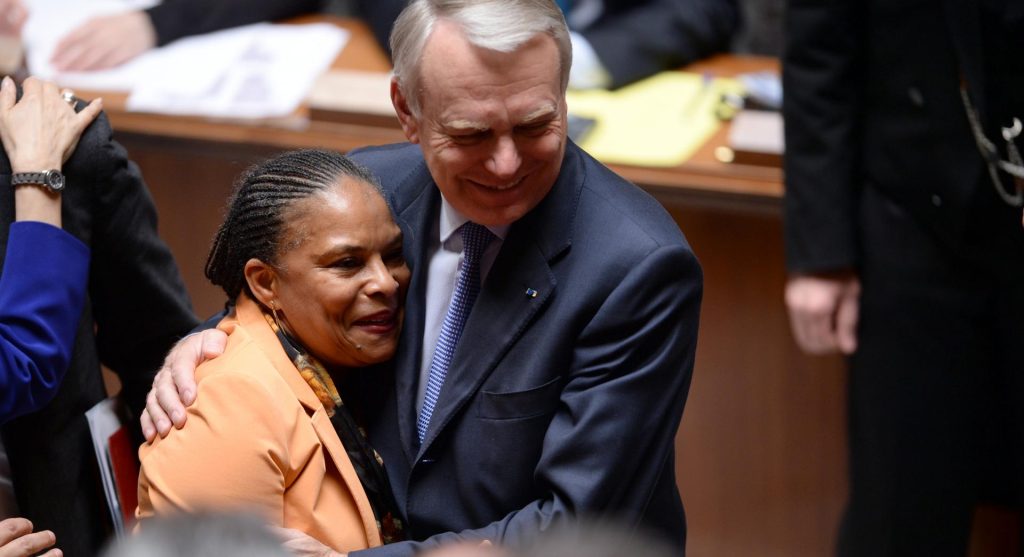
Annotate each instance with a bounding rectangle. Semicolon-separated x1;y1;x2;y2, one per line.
810;303;841;354
179;330;226;405
68;97;102;139
791;298;835;355
0;75;14;111
0;518;32;547
140;409;156;443
144;387;173;438
835;282;861;355
1;529;57;557
19;75;38;98
784;283;823;353
37;549;62;557
156;373;188;430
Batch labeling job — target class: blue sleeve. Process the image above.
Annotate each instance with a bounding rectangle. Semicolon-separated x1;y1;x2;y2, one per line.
0;221;90;423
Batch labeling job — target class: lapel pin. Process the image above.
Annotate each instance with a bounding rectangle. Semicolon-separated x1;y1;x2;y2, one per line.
525;288;538;298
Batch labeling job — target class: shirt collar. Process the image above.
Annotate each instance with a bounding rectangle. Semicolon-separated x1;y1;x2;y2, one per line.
438;195;510;245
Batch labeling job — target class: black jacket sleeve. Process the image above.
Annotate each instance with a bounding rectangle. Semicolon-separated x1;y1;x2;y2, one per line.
145;0;324;46
782;0;864;273
72;113;199;418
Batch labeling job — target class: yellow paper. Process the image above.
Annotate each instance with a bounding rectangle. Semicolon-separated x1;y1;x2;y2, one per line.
567;72;743;167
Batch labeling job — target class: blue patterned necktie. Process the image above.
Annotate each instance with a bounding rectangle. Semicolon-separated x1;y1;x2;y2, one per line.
417;222;494;443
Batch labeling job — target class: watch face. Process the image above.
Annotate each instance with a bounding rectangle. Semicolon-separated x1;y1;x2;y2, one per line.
45;170;65;192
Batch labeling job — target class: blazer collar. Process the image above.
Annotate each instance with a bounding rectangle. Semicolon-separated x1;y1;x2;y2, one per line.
226;296;383;546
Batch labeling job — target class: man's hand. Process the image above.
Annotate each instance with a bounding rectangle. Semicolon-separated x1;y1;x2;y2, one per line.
784;272;861;355
0;518;60;557
140;329;227;441
0;0;26;36
50;11;156;72
274;528;345;557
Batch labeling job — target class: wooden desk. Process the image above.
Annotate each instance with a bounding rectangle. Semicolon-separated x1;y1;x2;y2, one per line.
77;18;845;557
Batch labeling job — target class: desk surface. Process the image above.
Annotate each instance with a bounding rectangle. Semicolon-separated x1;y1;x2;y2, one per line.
78;16;782;209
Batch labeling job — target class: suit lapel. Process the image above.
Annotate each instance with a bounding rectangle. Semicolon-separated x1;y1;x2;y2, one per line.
390;160;439;463
416;143;585;453
234;297;382;545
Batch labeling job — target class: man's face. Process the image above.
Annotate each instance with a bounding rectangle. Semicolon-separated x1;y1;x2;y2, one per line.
393;20;567;227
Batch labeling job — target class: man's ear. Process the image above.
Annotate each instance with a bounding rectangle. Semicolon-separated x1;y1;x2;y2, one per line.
391;78;420;144
243;258;278;308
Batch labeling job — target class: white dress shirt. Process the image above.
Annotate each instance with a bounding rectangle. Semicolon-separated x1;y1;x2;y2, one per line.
415;199;508;414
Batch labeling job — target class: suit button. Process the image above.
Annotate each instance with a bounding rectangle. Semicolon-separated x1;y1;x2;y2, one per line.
931;194;943;207
908;87;925;108
419;458;435;465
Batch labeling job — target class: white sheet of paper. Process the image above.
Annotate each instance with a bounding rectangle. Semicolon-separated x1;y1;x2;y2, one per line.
127;24;348;118
23;0;348;119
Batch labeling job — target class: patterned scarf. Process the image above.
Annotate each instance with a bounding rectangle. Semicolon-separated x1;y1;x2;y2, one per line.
264;312;406;544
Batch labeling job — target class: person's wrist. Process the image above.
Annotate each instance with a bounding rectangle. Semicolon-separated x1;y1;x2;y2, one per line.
11;160;62;174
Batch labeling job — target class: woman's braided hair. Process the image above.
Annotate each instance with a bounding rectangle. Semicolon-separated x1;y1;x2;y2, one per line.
205;148;383;300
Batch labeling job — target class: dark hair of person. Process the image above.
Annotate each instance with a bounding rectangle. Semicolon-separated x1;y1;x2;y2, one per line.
205;148;383;300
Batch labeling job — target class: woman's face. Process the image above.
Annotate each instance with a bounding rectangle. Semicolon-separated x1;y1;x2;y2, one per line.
269;178;410;369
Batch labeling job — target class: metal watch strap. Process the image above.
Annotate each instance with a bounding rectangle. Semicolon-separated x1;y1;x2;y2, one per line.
11;172;48;186
11;170;65;192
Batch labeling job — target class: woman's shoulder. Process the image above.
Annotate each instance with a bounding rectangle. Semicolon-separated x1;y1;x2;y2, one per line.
194;320;295;405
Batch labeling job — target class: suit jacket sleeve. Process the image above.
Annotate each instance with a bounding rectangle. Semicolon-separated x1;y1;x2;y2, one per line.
354;243;702;556
0;222;89;423
76;113;198;419
782;0;863;273
581;0;739;88
144;0;323;46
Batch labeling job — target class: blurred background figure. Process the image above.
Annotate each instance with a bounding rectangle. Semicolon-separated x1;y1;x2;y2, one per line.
101;511;288;557
783;0;1024;555
47;0;400;73
0;75;103;557
557;0;739;89
3;0;740;90
0;73;197;557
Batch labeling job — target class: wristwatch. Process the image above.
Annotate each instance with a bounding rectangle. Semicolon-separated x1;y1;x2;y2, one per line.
11;170;66;193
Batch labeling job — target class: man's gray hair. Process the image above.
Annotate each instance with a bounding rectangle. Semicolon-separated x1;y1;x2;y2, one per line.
390;0;572;115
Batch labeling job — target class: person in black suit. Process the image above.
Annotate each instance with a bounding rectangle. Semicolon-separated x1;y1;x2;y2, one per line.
783;0;1024;555
145;0;702;555
0;76;106;557
0;78;198;555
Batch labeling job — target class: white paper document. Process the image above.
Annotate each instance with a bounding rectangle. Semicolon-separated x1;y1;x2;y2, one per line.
23;0;348;118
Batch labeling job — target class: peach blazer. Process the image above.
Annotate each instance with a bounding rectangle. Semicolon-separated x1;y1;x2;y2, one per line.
135;295;383;552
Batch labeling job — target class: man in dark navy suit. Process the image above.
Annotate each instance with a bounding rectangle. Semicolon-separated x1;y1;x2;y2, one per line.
145;1;702;555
